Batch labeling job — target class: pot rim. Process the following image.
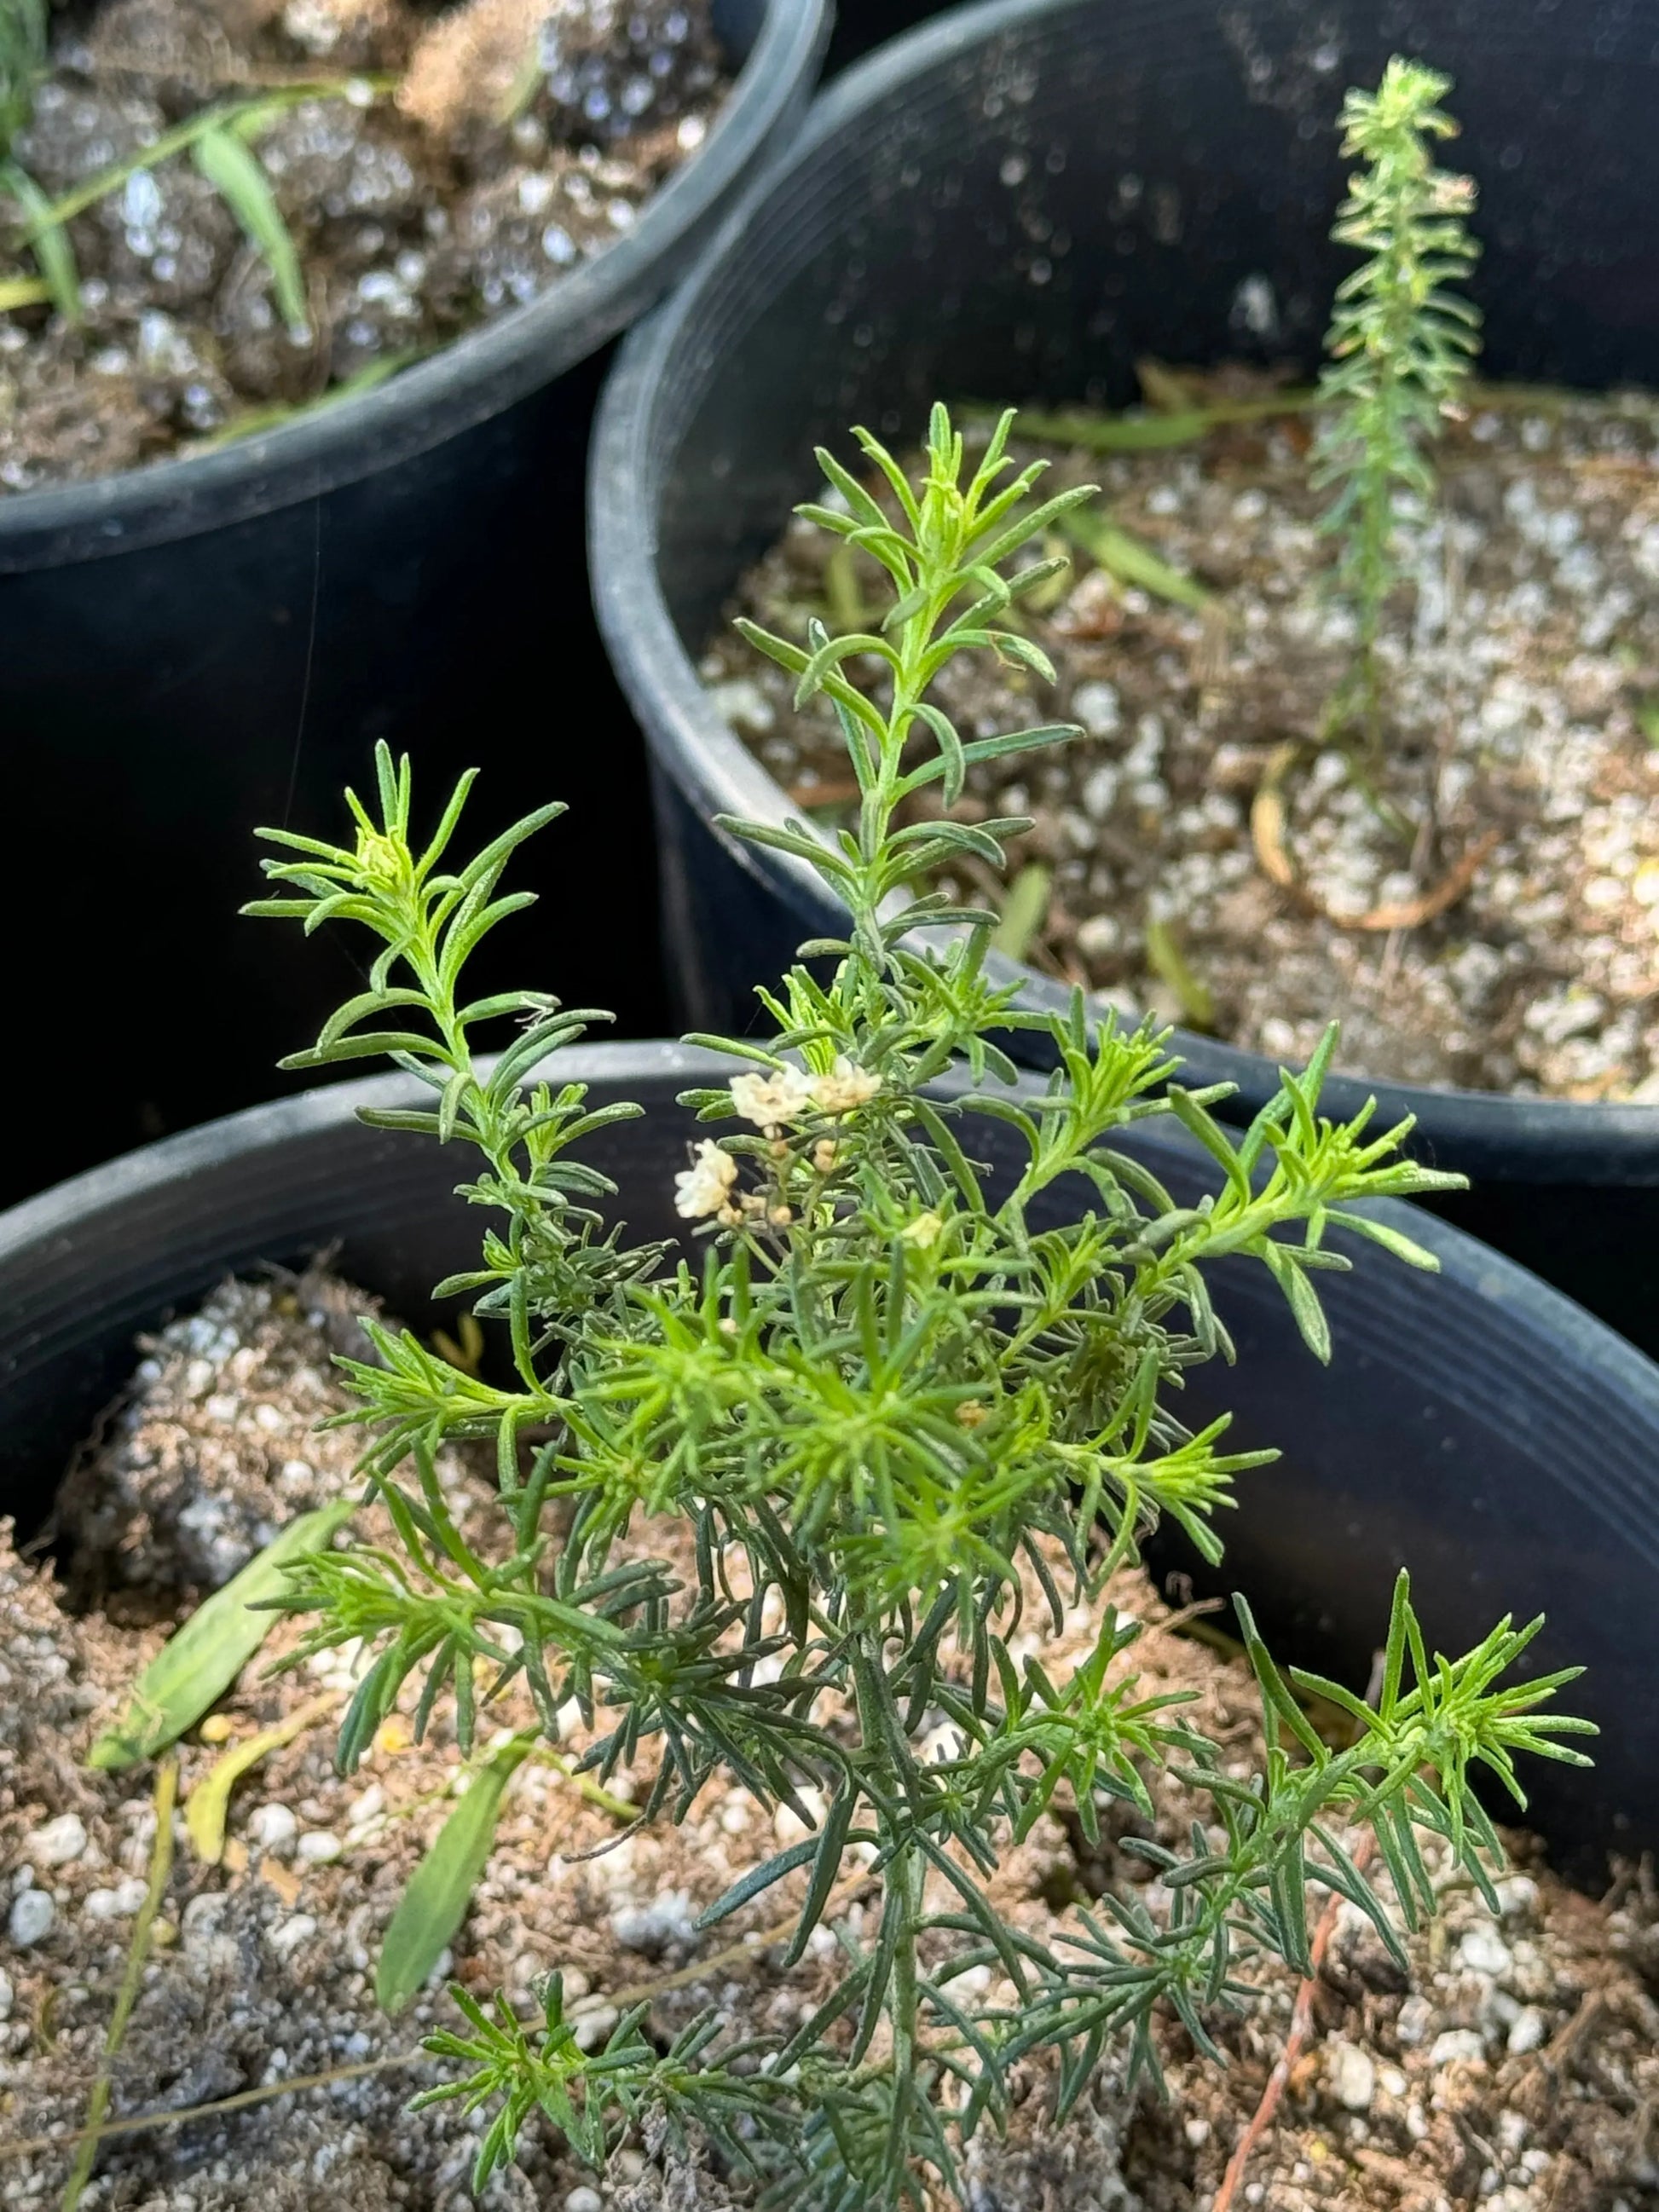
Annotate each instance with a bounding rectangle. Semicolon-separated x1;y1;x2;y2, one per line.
587;0;1659;1177
0;0;830;575
6;1039;1656;1423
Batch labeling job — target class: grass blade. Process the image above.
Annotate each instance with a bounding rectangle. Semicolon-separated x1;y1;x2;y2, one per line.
1;159;79;322
1060;509;1211;611
377;1736;531;2014
1145;917;1215;1030
193;122;307;330
1009;392;1316;452
989;862;1051;964
59;1760;177;2212
89;1499;355;1772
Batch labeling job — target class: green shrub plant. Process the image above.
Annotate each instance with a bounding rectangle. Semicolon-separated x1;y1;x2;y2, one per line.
248;405;1591;2209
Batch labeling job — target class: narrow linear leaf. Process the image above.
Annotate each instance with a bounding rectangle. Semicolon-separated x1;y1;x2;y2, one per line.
989;863;1051;964
377;1736;531;2014
193;124;307;331
59;1760;178;2212
1060;509;1210;611
1;160;79;322
1145;918;1214;1031
89;1499;355;1771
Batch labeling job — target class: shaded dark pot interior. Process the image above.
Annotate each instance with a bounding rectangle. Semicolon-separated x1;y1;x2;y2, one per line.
4;1040;1658;1879
591;0;1659;1356
0;0;830;1210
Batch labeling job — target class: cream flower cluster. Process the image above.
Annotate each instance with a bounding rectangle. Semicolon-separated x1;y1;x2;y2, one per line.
673;1140;738;1222
673;1059;884;1222
728;1056;882;1134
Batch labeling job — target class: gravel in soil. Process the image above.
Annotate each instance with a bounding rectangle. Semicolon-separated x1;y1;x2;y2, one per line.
702;382;1659;1100
3;1271;1657;2209
0;0;726;489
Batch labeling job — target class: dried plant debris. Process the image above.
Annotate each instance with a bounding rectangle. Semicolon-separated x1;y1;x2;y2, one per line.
0;0;725;488
3;1273;1657;2209
708;384;1659;1100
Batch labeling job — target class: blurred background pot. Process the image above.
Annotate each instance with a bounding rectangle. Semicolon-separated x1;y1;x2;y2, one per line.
4;1041;1657;1874
590;0;1659;1358
0;0;829;1210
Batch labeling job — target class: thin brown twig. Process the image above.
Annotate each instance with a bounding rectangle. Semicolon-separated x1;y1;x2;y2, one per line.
1211;1834;1375;2212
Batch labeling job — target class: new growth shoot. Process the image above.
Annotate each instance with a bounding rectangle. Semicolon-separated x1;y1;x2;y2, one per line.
1314;55;1482;748
250;407;1589;2211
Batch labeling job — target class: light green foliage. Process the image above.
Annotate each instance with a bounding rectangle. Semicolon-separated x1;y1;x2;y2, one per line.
1314;55;1482;742
248;406;1590;2209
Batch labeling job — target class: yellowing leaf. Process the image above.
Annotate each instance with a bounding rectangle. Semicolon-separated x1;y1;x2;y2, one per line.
184;1690;338;1864
89;1499;355;1772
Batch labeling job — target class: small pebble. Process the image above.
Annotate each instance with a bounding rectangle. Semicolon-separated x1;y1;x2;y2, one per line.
83;1879;148;1920
1507;2006;1548;2055
565;2191;604;2212
0;1967;12;2019
1327;2040;1376;2112
1456;1924;1513;1978
248;1803;298;1852
26;1813;87;1867
1429;2028;1488;2069
8;1890;54;1947
297;1831;344;1865
571;2001;620;2052
269;1915;318;1958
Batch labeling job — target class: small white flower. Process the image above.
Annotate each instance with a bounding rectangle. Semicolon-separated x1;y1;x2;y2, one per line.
810;1057;882;1116
673;1141;738;1221
729;1064;814;1132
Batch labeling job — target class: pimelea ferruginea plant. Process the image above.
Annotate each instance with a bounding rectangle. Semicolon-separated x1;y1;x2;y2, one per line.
247;406;1591;2210
1314;55;1483;750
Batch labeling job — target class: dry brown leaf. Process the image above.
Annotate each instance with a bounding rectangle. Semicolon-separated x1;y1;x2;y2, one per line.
1331;832;1498;933
397;0;544;138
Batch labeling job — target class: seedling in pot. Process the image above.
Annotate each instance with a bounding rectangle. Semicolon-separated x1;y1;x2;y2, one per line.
248;407;1592;2209
1313;55;1482;755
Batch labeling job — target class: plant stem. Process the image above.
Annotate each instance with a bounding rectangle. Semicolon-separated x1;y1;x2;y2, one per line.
60;1759;178;2211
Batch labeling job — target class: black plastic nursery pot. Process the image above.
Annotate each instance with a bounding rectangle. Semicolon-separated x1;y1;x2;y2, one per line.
826;0;959;72
588;0;1659;1360
0;0;829;1214
4;1040;1659;1878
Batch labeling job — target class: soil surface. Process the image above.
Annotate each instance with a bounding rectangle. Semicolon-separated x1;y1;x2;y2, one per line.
0;0;725;488
3;1270;1657;2209
704;381;1659;1100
